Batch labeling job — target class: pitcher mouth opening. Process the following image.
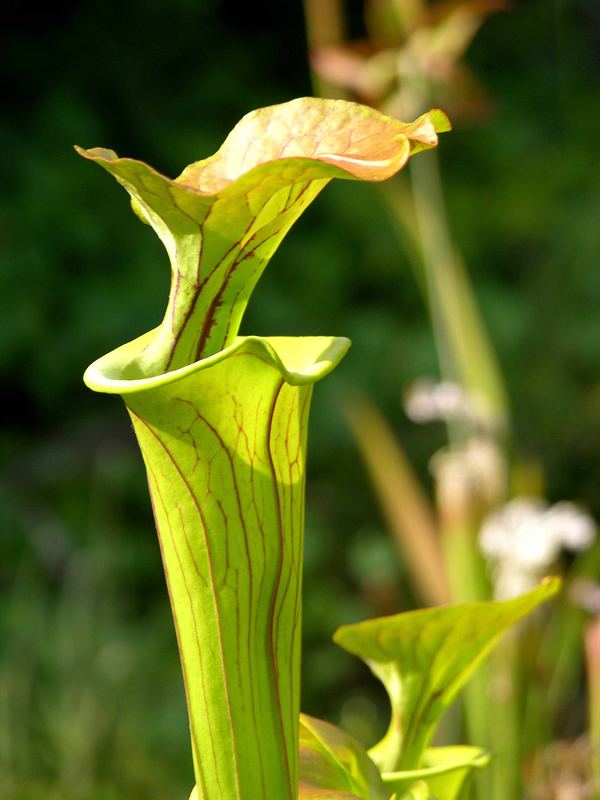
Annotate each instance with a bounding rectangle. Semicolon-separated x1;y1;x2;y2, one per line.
83;329;351;396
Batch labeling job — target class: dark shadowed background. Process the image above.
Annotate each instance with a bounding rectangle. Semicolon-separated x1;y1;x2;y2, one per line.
1;1;599;797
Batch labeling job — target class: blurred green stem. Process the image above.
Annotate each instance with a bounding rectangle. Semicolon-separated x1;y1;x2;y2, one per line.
408;149;509;436
586;617;600;790
433;451;493;799
489;636;522;800
303;0;346;98
530;542;600;747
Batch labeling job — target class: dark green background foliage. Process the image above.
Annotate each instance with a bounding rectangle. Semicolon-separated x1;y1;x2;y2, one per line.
1;1;599;797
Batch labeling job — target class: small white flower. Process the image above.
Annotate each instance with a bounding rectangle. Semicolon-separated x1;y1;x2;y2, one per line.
479;497;596;599
430;435;507;509
404;377;500;431
543;502;596;552
404;378;476;424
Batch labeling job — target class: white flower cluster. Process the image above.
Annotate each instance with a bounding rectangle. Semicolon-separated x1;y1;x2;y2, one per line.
404;378;477;424
430;435;507;508
479;497;596;600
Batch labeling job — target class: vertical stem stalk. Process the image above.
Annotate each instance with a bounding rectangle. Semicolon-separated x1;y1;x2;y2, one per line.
586;617;600;791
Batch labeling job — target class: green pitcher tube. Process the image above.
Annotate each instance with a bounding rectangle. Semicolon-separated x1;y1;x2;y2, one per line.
85;333;349;799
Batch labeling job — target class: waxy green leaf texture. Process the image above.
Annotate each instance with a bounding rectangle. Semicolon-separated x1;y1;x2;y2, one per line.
77;99;449;375
334;578;560;772
86;333;349;799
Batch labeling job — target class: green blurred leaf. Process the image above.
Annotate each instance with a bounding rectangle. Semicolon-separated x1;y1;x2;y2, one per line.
397;780;431;800
365;0;424;42
334;578;560;770
299;713;389;799
384;746;489;800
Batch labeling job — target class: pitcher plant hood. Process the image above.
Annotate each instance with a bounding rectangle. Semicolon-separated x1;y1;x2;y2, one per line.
77;97;450;378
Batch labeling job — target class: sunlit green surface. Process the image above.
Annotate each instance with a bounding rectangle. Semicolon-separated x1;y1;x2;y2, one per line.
1;2;599;797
